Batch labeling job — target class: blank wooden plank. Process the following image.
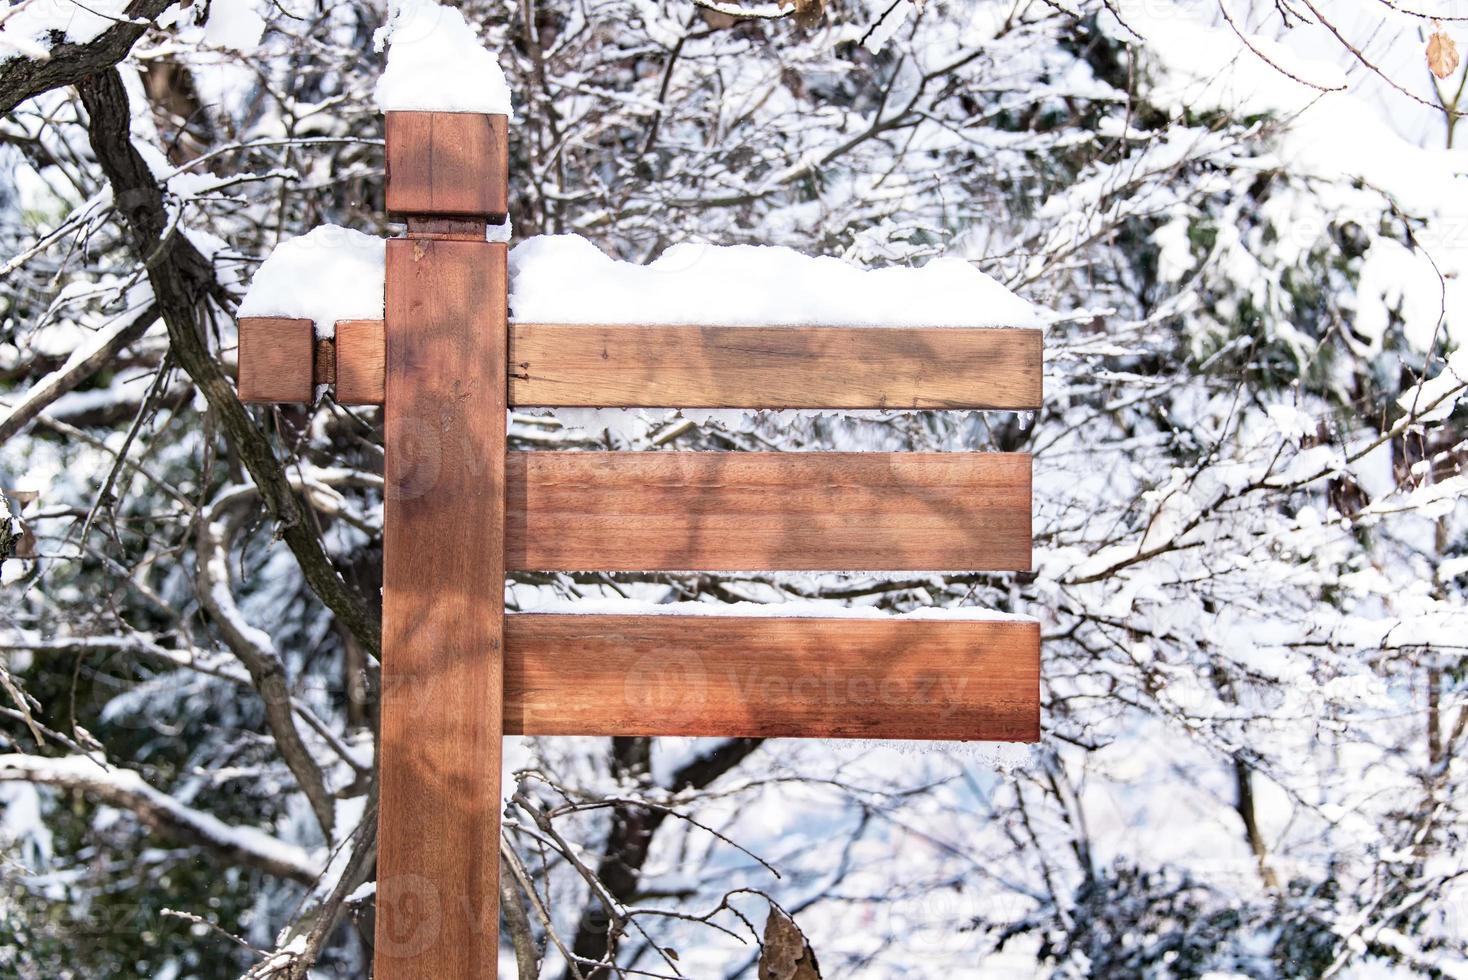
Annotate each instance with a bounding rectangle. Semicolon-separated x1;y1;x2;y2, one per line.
504;614;1040;741
385;112;508;219
320;322;1043;409
510;323;1043;409
376;240;506;974
237;317;313;403
506;452;1031;571
334;319;385;405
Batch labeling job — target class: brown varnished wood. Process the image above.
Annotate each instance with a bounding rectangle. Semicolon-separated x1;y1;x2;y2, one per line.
237;317;313;403
506;452;1032;572
385;112;508;219
334;319;386;405
312;339;335;385
510;323;1043;409
406;216;491;240
322;321;1042;410
504;614;1040;741
376;239;506;975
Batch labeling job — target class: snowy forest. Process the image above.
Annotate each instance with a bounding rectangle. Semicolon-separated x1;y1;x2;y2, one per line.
2;0;1467;976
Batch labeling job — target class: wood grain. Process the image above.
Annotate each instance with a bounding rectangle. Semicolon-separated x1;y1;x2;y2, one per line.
237;317;313;403
504;614;1040;741
376;240;507;975
385;112;508;219
511;323;1043;409
312;339;335;385
506;452;1031;571
334;319;385;405
325;321;1043;409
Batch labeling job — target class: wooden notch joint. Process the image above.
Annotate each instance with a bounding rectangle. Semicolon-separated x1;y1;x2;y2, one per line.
237;318;386;406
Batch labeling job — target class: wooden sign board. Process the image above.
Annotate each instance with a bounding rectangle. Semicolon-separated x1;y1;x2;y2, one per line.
235;108;1043;978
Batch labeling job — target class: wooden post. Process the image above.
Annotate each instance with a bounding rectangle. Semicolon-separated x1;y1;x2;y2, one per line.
375;112;509;976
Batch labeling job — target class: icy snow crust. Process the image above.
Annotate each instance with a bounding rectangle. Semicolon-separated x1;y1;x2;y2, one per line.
508;235;1044;328
236;226;385;339
374;0;513;115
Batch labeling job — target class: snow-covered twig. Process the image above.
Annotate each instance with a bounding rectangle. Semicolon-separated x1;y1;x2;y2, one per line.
0;754;319;883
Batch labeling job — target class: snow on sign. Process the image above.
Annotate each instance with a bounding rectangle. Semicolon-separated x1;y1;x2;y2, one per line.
234;7;1042;975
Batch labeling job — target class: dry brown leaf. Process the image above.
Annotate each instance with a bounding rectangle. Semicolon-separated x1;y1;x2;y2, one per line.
1;489;37;560
1427;28;1460;80
793;0;824;30
758;907;822;980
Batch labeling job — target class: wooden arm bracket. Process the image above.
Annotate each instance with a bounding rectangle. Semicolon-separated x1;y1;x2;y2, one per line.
241;320;1044;410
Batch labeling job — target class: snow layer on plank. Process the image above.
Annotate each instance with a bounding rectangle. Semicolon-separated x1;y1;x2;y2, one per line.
651;735;1034;778
823;737;1035;769
533;406;1036;443
374;0;513;115
507;235;1043;328
513;596;1033;622
0;0;134;61
237;226;384;339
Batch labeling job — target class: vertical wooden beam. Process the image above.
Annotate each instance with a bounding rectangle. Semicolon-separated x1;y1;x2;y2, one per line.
376;114;508;977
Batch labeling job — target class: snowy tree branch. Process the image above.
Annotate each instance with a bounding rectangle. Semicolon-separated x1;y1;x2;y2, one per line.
0;0;173;114
74;67;382;661
0;754;319;884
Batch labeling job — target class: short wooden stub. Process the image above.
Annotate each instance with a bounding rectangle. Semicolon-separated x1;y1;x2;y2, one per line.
237;317;313;403
375;233;507;971
334;319;386;405
506;615;1040;740
385;112;509;220
507;451;1032;571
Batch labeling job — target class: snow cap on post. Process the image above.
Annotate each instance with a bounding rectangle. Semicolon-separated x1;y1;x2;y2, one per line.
235;225;387;403
237;225;386;339
375;0;511;221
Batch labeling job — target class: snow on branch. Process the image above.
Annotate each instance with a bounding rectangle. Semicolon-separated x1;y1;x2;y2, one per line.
0;302;158;443
0;0;174;114
0;754;320;884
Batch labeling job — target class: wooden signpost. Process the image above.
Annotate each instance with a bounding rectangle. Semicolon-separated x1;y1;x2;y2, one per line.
237;108;1042;978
